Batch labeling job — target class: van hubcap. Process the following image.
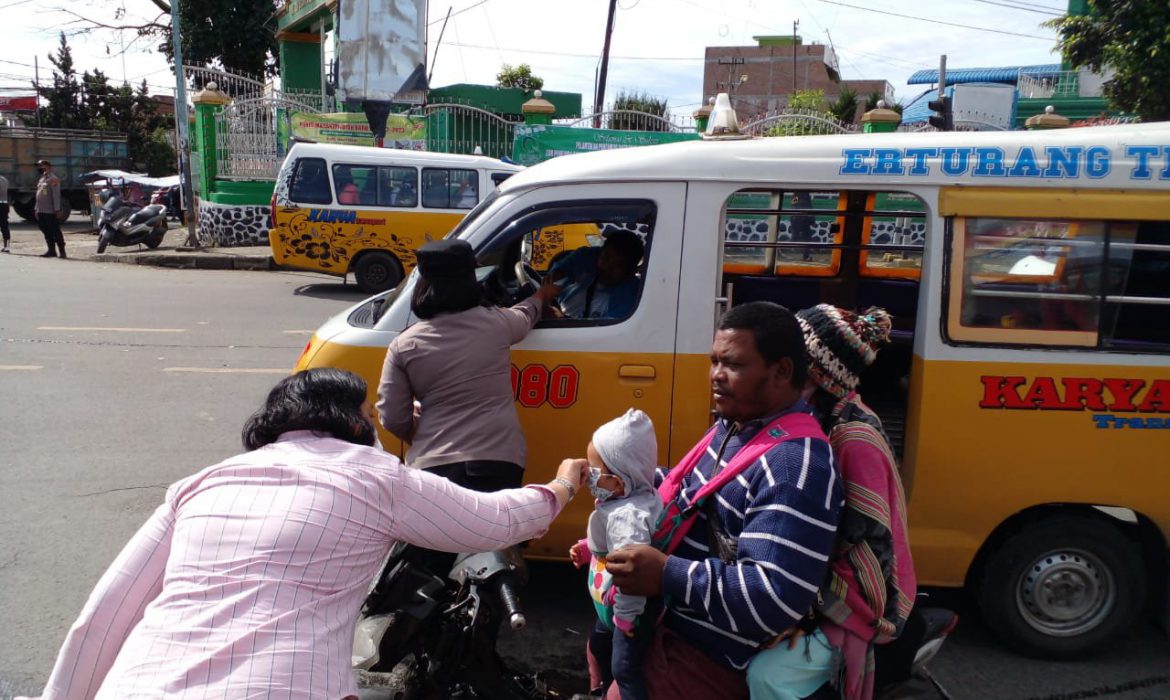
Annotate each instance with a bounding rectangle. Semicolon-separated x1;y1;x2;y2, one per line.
367;264;389;285
1017;548;1113;637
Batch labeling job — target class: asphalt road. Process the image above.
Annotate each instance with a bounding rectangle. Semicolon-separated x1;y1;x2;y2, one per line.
1;255;1168;700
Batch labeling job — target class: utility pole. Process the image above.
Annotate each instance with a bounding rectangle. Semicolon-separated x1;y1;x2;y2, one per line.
34;56;41;128
791;19;799;98
594;0;618;127
428;6;453;86
717;57;745;102
171;0;199;248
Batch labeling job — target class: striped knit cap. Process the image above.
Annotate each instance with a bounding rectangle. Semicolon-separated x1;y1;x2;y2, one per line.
796;304;893;398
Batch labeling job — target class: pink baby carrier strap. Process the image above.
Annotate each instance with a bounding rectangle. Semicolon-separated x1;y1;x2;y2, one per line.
655;411;825;555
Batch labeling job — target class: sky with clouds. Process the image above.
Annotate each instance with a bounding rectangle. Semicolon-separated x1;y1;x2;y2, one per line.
0;0;1067;115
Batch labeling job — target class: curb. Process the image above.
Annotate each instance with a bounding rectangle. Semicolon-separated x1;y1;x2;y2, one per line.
91;252;275;271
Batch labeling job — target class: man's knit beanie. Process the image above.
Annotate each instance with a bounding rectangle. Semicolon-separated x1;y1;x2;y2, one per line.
796;304;892;398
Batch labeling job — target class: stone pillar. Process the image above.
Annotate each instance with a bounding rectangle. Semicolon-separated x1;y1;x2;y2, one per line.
522;90;556;125
192;83;231;199
694;97;714;134
1026;105;1070;130
861;100;901;134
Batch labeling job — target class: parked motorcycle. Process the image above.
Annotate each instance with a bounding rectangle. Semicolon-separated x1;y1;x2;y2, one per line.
96;190;168;253
353;542;561;700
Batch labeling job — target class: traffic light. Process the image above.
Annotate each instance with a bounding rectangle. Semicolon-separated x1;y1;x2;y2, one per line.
928;94;953;131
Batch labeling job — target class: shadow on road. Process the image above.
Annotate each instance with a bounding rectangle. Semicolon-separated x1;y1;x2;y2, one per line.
291;283;371;302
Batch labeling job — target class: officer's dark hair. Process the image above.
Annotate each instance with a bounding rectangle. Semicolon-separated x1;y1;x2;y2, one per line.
717;301;808;387
242;368;375;450
410;276;485;319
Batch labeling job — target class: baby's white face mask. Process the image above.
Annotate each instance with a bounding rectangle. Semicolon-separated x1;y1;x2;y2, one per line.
587;467;622;501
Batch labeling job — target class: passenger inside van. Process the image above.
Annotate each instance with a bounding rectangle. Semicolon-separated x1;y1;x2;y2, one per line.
456;175;479;209
337;178;359;205
548;230;644;320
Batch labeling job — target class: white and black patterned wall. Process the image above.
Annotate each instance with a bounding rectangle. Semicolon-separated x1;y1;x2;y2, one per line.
198;202;271;247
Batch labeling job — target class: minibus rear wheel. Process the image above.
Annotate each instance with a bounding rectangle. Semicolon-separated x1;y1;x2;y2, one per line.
353;251;403;294
976;515;1145;659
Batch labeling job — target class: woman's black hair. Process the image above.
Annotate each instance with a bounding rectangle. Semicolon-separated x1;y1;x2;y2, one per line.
241;368;375;450
410;275;485;320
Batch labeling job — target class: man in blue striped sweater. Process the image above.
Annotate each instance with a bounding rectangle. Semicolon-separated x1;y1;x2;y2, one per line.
606;302;843;699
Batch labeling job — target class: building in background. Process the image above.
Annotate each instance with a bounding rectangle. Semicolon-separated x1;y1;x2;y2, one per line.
702;36;894;118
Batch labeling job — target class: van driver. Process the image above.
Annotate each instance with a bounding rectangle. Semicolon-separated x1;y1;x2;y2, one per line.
547;230;643;320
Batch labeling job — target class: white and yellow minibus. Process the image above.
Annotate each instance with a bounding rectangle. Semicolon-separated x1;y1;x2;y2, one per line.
269;143;522;292
293;119;1170;658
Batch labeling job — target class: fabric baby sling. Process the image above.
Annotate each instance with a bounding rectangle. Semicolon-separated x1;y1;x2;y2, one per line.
590;411;824;628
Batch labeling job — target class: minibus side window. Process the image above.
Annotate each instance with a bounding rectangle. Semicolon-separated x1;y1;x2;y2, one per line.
332;164;377;206
422;168;478;209
289;158;331;205
1101;221;1170;349
723;189;845;277
378;166;418;208
860;192;927;280
475;200;656;326
946;217;1170;351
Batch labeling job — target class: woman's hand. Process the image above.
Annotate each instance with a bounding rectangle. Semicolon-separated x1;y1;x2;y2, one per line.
534;277;562;306
549;458;588;507
556;457;589;489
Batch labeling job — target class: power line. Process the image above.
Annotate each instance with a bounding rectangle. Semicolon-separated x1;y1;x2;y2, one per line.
964;0;1062;15
443;40;703;61
428;0;490;27
814;0;1053;40
980;0;1066;11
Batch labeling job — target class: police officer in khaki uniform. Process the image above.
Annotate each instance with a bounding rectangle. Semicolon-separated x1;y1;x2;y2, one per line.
34;159;65;258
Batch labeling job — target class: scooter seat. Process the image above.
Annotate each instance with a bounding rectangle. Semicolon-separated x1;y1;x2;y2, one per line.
128;205;165;225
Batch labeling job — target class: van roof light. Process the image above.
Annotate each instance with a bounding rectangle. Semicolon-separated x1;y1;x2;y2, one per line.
704;92;749;140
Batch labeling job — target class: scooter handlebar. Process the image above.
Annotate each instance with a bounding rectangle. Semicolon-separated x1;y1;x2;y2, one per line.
497;580;526;630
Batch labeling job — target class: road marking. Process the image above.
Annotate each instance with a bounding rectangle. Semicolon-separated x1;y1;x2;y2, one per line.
38;326;187;333
282;330;316;335
162;367;288;374
0;365;43;371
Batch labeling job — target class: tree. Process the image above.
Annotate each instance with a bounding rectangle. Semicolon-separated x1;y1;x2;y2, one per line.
828;87;858;124
496;64;544;92
610;90;670;131
786;89;827;112
55;0;278;77
1048;1;1170;121
35;37;176;175
764;89;841;137
167;0;279;77
39;33;88;129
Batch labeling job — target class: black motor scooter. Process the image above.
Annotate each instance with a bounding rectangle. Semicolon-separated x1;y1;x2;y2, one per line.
96;190;168;253
354;542;561;700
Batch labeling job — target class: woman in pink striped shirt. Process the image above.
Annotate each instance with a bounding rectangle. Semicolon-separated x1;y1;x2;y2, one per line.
25;368;586;700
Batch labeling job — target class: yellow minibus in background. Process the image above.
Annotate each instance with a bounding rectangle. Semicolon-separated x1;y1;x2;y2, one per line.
294;119;1170;659
269;143;522;292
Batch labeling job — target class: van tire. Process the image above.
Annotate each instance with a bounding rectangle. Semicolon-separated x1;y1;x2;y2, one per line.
975;516;1145;659
353;251;403;294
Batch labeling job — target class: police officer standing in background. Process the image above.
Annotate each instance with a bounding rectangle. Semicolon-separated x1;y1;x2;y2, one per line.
0;171;10;253
35;159;65;258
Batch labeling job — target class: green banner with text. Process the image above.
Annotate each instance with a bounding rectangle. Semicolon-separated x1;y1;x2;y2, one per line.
511;124;699;166
290;112;426;149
